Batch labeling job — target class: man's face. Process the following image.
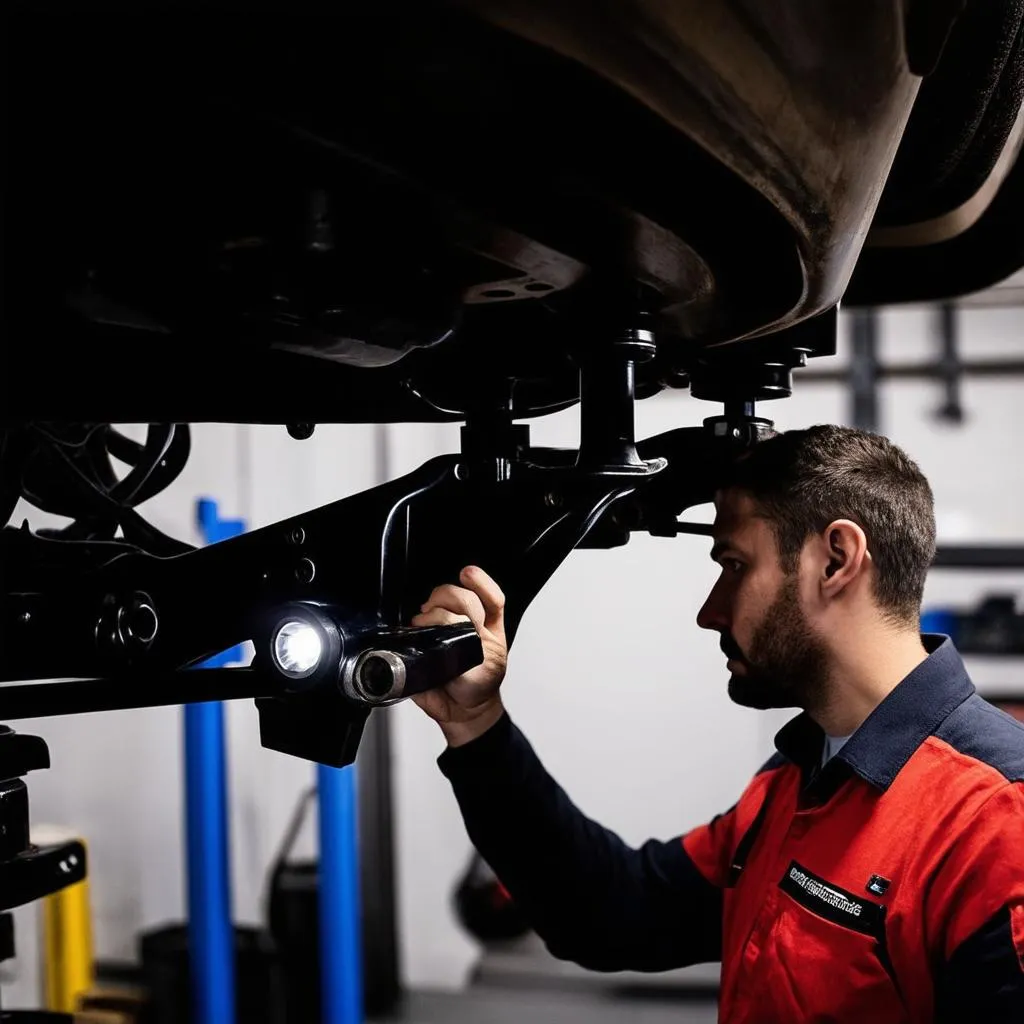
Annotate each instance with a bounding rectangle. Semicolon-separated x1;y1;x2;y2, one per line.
696;489;829;710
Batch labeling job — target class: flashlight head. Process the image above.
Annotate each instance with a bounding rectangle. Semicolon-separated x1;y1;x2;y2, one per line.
264;605;342;690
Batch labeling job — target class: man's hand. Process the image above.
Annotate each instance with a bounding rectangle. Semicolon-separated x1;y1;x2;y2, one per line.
409;565;508;747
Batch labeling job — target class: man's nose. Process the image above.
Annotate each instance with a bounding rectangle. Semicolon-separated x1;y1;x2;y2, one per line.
697;589;728;633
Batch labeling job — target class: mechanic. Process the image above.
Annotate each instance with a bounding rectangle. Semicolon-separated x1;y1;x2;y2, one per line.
410;424;1024;1023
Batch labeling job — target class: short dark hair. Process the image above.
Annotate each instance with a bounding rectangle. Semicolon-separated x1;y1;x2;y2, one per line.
726;424;936;625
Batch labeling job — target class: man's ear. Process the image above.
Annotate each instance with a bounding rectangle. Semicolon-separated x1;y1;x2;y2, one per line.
819;519;869;597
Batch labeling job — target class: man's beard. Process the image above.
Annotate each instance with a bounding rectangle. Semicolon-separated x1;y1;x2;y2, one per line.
725;575;830;711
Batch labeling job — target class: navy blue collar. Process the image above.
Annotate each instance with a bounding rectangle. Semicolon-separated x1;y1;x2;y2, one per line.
774;635;975;792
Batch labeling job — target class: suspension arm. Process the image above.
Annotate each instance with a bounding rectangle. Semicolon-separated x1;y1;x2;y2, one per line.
0;441;670;762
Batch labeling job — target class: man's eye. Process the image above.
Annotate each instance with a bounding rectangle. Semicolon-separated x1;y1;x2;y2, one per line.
724;559;744;574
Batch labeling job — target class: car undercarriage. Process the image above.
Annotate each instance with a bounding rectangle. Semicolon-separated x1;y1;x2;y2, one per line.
2;0;1023;770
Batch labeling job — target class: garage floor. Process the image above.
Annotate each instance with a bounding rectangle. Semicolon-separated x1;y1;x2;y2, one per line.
380;989;719;1024
375;932;720;1023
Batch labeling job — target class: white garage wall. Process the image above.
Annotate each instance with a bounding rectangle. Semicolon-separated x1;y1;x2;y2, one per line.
2;303;1022;1005
880;305;1024;710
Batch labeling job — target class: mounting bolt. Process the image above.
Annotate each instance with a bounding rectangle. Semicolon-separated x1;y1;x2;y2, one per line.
98;591;159;655
731;427;742;440
294;558;316;584
287;526;306;546
124;600;159;645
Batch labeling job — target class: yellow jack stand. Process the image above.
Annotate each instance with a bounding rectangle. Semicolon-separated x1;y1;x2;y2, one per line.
35;826;94;1014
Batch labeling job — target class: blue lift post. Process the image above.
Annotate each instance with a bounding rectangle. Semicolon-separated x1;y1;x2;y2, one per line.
190;497;364;1024
188;498;246;1024
318;761;364;1024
